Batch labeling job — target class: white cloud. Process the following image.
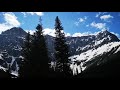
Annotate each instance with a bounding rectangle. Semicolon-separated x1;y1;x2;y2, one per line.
43;28;71;37
25;28;70;37
79;18;84;22
25;30;36;35
72;29;120;38
90;21;106;30
72;31;92;37
27;12;44;16
74;22;79;26
65;33;71;37
72;30;119;37
0;12;21;34
95;12;108;18
25;28;55;36
42;28;111;38
96;12;101;17
72;33;83;37
0;24;12;32
79;16;87;22
43;28;55;37
74;16;87;26
25;28;120;39
100;14;113;21
21;12;44;17
4;12;20;26
21;12;27;17
86;24;89;27
103;12;108;14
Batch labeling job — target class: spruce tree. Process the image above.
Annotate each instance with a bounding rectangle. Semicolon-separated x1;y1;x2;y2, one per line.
30;18;49;78
19;17;49;78
54;16;71;77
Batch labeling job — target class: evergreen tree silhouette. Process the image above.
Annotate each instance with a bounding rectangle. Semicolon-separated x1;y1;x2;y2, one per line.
19;17;49;78
54;16;71;77
29;17;49;78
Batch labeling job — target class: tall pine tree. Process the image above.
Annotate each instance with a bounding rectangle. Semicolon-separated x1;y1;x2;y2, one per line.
29;17;49;78
54;16;71;77
19;17;49;78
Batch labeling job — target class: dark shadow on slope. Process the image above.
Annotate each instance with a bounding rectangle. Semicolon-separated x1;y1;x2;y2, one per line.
75;49;120;78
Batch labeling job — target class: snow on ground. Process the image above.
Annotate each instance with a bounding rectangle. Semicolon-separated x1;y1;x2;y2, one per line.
69;42;120;75
11;70;18;77
81;45;91;51
12;61;19;77
0;65;6;72
10;57;19;77
95;38;106;46
0;54;3;60
70;64;81;75
114;46;120;54
11;56;16;67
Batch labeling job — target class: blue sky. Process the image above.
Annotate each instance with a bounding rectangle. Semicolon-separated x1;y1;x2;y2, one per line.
0;12;120;38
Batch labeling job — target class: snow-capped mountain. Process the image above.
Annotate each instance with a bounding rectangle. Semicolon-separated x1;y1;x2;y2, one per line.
69;42;120;75
66;30;119;55
0;27;27;56
0;27;27;76
45;30;120;76
0;27;120;77
46;30;120;60
67;30;120;75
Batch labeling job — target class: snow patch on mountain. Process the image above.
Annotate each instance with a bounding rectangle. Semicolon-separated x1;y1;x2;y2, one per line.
70;64;81;75
11;62;19;77
114;46;120;54
0;65;6;72
95;38;106;46
69;42;120;75
0;54;3;60
11;71;18;77
11;56;15;67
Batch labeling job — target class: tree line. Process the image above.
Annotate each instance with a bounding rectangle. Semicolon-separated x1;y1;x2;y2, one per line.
18;16;72;78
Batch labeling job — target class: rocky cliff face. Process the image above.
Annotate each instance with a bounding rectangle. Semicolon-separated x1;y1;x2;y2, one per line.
0;27;119;77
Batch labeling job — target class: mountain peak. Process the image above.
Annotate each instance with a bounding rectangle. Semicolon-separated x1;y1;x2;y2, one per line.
102;29;110;34
98;29;110;35
97;29;115;37
102;29;108;32
1;27;27;36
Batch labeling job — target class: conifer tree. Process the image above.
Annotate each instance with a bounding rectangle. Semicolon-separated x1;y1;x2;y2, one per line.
19;17;49;78
54;16;71;77
29;17;49;78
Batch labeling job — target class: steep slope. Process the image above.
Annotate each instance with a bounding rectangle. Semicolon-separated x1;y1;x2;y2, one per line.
0;27;27;56
46;30;120;60
66;30;119;55
75;49;120;78
0;27;27;77
0;27;119;78
69;42;120;75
